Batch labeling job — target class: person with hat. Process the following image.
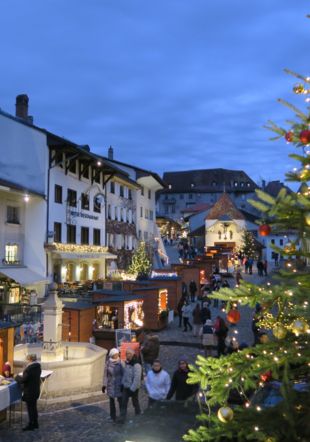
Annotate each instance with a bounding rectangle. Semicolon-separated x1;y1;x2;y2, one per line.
200;318;217;357
102;348;124;422
118;347;142;423
2;361;13;378
15;354;41;431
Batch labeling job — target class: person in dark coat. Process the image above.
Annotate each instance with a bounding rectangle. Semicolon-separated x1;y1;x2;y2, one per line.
15;354;41;431
141;335;160;374
189;280;197;302
214;316;228;357
200;302;211;323
102;348;124;422
167;358;197;400
177;296;186;328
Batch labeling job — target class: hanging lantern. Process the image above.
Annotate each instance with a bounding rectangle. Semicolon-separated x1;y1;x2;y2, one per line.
217;406;234;423
227;309;241;324
272;325;287;340
300;130;310;144
260;370;272;383
258;224;271;236
291;319;306;336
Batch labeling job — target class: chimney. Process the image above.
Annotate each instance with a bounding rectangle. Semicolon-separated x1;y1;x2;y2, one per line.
262;179;266;189
108;146;114;160
15;94;33;123
16;94;29;119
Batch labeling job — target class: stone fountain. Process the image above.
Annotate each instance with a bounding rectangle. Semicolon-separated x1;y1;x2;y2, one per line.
13;283;107;398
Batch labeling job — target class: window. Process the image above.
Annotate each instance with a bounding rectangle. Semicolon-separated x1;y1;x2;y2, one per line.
81;162;89;179
5;244;19;263
67;189;77;207
180;194;184;199
55;185;62;204
128;189;132;200
94;170;101;184
138;230;142;239
191;183;195;188
280;239;284;246
67;157;77;174
149;210;154;220
141;187;144;196
120;185;124;197
110;181;115;194
7;206;19;224
140;207;143;218
81;193;89;210
145;209;148;219
81;227;89;245
67;224;76;243
148;189;151;199
247;182;251;187
54;222;62;242
93;228;101;245
168;184;172;190
234;181;238;187
94;195;101;213
189;194;193;199
54;151;63;168
107;204;111;219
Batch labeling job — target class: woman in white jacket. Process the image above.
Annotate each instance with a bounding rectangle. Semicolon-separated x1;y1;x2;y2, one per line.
145;360;171;406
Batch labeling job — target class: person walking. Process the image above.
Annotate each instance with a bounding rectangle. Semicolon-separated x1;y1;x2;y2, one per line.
140;335;160;374
118;348;142;423
263;259;268;276
167;358;197;401
102;348;124;422
236;269;243;285
189;280;197;302
182;301;193;332
200;302;211;323
15;354;41;431
177;296;186;328
200;319;217;357
145;360;171;406
192;303;202;337
214;316;228;357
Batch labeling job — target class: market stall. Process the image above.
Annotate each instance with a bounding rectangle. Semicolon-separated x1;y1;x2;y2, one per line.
130;286;169;331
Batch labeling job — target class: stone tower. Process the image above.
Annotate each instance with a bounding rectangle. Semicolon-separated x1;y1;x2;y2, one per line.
41;283;64;362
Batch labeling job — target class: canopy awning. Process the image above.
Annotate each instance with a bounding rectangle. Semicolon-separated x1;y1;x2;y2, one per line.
0;267;49;286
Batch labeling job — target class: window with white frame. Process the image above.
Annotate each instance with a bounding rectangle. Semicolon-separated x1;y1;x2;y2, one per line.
7;206;20;224
5;244;19;263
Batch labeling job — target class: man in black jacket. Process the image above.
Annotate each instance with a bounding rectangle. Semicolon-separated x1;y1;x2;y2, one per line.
15;354;41;431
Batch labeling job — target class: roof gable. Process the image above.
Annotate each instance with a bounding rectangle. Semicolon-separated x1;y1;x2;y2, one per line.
206;193;245;220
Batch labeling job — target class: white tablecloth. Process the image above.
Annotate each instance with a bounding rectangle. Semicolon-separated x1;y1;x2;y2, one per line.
0;385;10;411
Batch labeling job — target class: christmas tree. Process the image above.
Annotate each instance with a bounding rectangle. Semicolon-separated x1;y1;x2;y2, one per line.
184;70;310;441
128;241;152;280
239;230;257;259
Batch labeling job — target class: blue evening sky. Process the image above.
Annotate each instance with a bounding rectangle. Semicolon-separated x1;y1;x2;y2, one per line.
0;1;309;185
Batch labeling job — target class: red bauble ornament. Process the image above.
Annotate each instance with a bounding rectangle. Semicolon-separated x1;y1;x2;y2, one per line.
285;132;294;142
227;309;241;324
300;130;310;144
258;224;271;237
260;370;272;383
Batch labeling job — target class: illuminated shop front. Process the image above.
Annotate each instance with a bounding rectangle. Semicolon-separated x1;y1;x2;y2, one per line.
95;295;144;331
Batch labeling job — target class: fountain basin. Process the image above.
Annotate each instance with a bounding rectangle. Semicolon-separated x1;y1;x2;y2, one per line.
14;342;107;398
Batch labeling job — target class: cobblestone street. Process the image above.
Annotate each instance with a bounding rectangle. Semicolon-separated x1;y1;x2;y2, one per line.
0;269;269;442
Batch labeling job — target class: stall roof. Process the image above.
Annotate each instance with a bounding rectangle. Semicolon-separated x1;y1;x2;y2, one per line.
150;276;181;281
0;321;16;329
93;294;144;304
91;289;133;297
63;301;94;310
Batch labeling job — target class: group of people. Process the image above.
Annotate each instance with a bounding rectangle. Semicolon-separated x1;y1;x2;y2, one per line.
103;344;197;424
177;242;197;261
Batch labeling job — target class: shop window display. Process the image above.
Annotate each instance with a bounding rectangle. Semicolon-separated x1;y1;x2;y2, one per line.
97;306;119;330
124;301;144;329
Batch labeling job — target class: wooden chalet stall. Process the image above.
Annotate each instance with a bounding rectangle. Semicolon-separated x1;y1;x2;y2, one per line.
170;264;201;296
91;290;144;350
149;272;182;313
0;322;14;374
129;286;169;331
62;301;96;343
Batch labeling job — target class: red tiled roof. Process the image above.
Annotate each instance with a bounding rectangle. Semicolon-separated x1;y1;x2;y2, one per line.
205;193;245;220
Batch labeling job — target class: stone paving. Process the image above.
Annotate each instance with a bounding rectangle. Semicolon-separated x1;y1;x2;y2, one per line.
0;267;271;442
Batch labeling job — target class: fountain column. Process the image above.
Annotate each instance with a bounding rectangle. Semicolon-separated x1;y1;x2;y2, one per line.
41;282;64;362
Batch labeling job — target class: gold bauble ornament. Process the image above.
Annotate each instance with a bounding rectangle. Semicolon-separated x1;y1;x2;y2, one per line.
265;438;276;442
259;334;269;344
273;325;287;340
293;83;305;94
305;212;310;226
217;406;234;423
284;242;296;254
291;319;306;336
